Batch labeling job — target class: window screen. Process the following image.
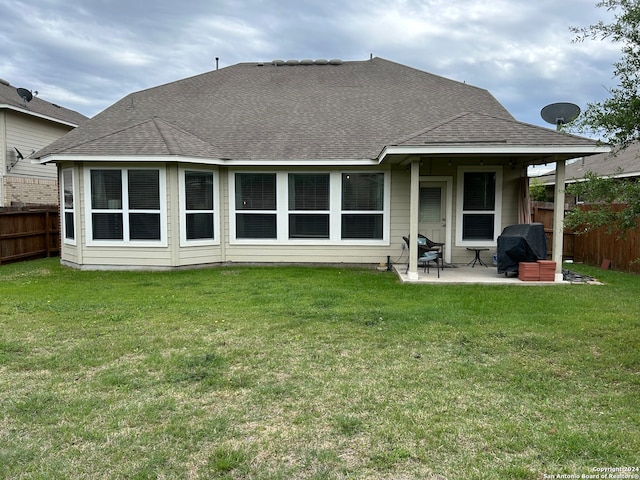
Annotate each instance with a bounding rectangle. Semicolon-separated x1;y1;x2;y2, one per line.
236;173;276;210
463;172;495;211
341;173;384;239
91;170;122;209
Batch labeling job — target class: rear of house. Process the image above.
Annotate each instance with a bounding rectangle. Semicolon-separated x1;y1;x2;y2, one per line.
35;58;607;272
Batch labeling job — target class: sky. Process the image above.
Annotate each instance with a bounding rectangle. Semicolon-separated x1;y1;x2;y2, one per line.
0;0;621;133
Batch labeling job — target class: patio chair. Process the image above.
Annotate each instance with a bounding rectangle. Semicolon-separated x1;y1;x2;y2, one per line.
403;235;443;277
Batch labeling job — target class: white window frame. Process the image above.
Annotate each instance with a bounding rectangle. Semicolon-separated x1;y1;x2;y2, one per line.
229;170;390;245
84;166;167;247
61;167;76;246
340;172;387;241
179;167;220;246
288;172;331;240
456;166;502;247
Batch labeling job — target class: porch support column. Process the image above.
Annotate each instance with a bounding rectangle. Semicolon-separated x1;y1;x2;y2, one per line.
408;159;420;280
552;159;566;282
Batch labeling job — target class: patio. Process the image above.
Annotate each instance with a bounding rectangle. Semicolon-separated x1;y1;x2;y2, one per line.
392;263;564;285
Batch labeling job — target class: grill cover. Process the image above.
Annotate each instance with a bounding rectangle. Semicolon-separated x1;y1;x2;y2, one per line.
496;223;547;274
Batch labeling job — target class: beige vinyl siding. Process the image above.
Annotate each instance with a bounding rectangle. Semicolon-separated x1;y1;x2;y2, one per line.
0;111;6;176
58;158;526;270
4;111;70;178
67;162;172;268
389;165;411;255
220;166;394;265
173;163;223;266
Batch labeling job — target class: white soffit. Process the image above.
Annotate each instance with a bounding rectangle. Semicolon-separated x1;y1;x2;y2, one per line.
378;144;611;162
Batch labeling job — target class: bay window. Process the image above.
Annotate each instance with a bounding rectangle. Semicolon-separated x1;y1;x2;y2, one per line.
61;168;75;244
180;169;218;244
86;168;165;245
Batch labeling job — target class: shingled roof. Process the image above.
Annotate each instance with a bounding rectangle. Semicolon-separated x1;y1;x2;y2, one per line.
394;111;600;147
536;141;640;184
35;57;601;162
0;78;88;126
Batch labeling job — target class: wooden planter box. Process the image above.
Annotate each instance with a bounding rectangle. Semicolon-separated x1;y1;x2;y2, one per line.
518;262;540;281
537;260;556;281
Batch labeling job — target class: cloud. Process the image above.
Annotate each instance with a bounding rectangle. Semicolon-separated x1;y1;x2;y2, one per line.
0;0;622;128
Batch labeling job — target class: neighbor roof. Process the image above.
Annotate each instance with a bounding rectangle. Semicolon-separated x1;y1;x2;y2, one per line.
536;142;640;184
35;57;603;163
0;78;88;127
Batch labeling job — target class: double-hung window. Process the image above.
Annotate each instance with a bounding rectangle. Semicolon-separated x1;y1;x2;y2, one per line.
457;167;502;246
235;173;277;239
341;173;384;239
288;173;330;239
231;171;388;243
61;168;75;244
86;168;165;245
180;169;218;245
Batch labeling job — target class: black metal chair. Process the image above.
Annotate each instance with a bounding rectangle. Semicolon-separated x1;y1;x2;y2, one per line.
403;235;444;277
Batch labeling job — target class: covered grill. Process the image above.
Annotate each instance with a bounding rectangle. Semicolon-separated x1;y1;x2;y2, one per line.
496;223;548;275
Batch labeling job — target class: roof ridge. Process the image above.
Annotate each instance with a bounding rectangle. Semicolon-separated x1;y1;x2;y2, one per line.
49;117;158;153
391;112;472;145
150;117;223;155
152;117;181;155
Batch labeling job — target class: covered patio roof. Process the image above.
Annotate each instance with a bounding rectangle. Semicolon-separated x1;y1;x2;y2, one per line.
378;111;610;167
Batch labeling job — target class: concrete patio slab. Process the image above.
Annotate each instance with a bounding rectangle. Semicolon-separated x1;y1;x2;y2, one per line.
393;264;565;285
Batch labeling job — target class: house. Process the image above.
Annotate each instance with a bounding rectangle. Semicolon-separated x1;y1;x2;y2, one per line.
34;57;608;278
535;142;639;206
0;78;88;207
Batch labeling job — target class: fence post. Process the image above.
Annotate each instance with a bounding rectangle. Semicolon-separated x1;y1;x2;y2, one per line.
45;210;51;258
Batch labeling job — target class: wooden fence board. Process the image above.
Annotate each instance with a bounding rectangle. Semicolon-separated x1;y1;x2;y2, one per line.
0;209;60;265
532;202;640;273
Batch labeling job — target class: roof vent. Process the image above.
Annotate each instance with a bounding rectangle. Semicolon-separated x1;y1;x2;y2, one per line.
299;59;314;65
329;59;343;65
0;78;10;86
285;59;299;66
272;59;285;66
314;59;329;65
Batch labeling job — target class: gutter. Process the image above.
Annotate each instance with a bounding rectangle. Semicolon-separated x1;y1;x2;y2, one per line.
378;144;611;163
0;103;80;128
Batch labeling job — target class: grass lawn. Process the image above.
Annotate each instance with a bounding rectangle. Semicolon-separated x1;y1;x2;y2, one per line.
1;259;639;479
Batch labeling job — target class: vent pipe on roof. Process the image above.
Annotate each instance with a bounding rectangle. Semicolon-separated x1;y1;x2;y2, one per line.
215;57;219;70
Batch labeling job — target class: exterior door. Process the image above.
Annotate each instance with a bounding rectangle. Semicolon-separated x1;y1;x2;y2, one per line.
419;181;446;244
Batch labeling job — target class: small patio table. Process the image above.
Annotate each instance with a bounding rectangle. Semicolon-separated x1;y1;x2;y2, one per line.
466;247;489;268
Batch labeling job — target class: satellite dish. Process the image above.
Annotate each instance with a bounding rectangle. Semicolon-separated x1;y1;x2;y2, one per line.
541;102;580;128
16;87;33;103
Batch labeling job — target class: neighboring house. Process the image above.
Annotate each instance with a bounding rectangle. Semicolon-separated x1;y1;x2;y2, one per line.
34;57;608;277
535;142;640;206
1;78;88;207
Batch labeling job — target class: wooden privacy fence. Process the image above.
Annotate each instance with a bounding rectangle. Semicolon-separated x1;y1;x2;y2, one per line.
0;208;60;265
532;202;640;274
530;202;575;259
572;204;640;274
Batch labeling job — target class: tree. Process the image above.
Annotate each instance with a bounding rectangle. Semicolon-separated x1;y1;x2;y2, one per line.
564;170;640;236
529;178;551;202
570;0;640;148
564;1;640;237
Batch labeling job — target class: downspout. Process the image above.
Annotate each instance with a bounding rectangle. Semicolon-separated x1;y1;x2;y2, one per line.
408;160;420;280
552;159;566;281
